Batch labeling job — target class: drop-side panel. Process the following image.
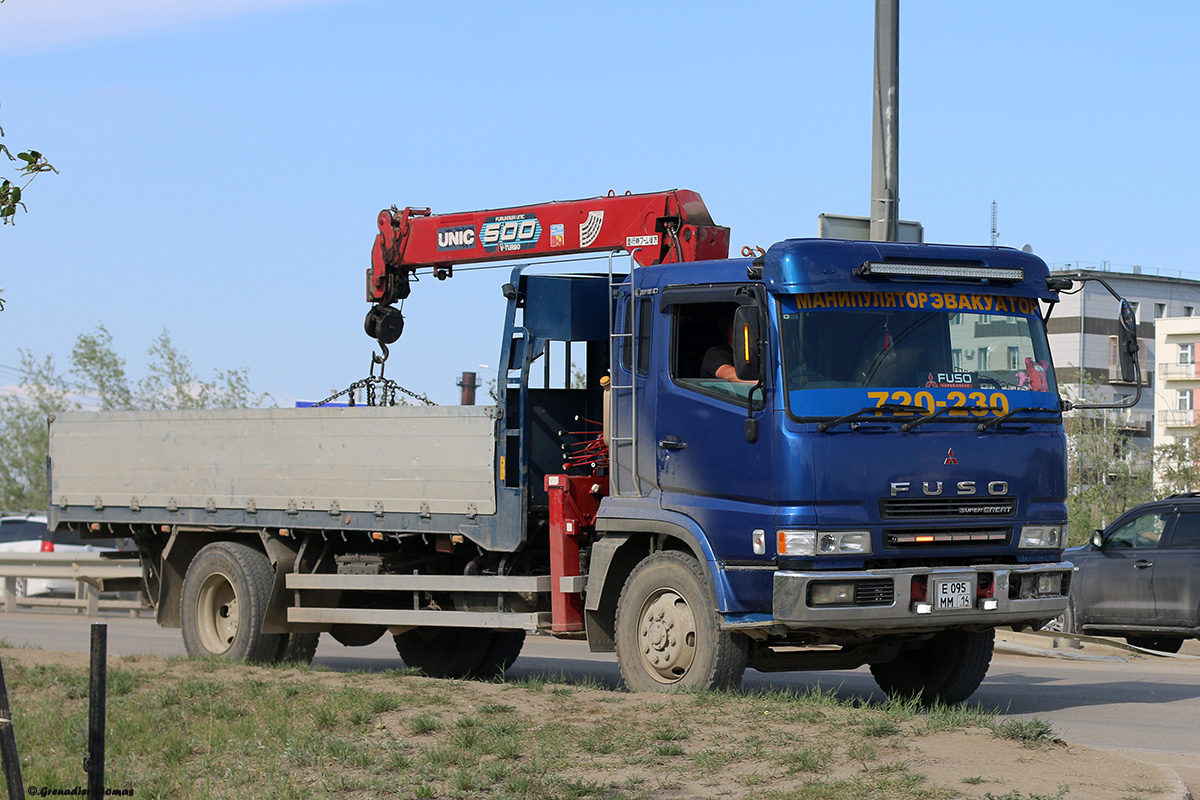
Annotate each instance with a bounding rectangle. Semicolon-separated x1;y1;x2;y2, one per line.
49;406;497;518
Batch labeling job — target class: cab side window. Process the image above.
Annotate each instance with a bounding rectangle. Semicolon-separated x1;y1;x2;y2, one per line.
1106;510;1170;549
670;301;755;405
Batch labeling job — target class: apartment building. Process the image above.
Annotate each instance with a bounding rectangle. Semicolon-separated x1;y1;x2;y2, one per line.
1153;316;1200;450
1046;268;1200;441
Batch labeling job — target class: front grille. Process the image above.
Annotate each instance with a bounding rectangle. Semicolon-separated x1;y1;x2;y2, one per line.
884;527;1012;548
880;497;1017;520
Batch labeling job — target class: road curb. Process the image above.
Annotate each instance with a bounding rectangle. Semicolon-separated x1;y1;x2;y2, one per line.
996;630;1200;662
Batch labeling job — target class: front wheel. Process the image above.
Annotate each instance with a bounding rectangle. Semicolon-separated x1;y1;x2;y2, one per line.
180;541;282;663
869;629;995;705
614;551;747;692
1042;596;1079;635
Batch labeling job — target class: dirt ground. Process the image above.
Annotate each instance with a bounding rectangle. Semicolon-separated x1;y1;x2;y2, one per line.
1;646;1190;800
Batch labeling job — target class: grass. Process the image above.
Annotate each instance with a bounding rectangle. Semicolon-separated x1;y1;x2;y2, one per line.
0;647;1071;800
990;717;1057;746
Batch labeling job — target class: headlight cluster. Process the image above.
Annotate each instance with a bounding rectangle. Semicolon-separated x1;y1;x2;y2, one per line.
777;530;872;557
1018;525;1063;549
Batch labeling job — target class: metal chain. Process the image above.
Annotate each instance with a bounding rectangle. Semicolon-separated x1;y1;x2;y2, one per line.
313;346;436;407
312;375;436;407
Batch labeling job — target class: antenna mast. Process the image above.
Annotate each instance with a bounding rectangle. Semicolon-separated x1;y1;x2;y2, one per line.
990;200;998;246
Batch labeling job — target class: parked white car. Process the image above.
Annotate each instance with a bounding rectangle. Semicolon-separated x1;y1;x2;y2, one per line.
0;513;127;597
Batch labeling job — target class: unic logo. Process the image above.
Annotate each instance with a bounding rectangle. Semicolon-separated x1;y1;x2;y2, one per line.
436;225;476;251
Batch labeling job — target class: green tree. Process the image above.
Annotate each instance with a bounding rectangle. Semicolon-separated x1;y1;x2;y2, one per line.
1153;440;1200;497
1063;373;1154;544
0;352;78;510
0;325;270;509
0;104;56;225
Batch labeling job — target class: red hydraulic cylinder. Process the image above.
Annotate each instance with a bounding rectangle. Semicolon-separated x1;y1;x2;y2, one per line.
544;474;608;634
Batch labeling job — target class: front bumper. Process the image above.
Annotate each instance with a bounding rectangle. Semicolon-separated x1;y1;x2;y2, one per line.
770;562;1072;633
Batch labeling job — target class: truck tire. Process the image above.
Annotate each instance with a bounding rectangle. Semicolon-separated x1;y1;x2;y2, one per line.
274;632;321;665
614;550;747;693
470;630;526;679
1125;635;1184;653
393;627;494;678
180;541;282;663
869;628;994;705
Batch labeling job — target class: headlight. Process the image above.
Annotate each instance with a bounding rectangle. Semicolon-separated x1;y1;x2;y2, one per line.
778;530;872;556
1019;525;1063;549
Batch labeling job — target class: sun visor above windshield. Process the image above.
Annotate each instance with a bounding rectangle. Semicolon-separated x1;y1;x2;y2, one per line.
761;239;1058;302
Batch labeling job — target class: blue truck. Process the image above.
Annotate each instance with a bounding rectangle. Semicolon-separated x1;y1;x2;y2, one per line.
49;190;1137;702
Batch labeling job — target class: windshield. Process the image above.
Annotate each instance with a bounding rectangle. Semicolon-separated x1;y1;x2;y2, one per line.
779;290;1057;419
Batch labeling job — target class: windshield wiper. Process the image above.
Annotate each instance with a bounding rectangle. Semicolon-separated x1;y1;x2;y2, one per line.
817;403;926;432
976;406;1059;431
900;404;956;432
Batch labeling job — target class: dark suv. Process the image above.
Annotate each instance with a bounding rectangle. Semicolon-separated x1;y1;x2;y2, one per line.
1060;495;1200;652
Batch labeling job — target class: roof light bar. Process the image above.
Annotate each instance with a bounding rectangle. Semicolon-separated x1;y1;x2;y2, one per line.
855;262;1024;282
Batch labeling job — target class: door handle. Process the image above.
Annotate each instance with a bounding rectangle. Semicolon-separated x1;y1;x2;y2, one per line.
658;436;688;451
1134;559;1154;570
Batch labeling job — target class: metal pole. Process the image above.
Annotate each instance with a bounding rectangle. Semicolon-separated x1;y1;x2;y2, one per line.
870;0;900;242
0;653;23;800
86;622;106;800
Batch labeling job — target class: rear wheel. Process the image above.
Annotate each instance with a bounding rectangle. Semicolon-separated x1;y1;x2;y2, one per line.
13;578;27;598
869;629;995;705
1125;635;1184;653
394;627;494;678
274;632;320;665
614;551;747;692
470;630;526;679
181;541;281;663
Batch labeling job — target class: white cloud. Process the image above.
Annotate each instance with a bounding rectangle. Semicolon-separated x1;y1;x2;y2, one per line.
0;0;351;53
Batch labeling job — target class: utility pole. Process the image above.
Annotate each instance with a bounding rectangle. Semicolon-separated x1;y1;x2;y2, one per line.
869;0;900;242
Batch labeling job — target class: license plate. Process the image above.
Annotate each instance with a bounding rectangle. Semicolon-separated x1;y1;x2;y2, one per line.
933;577;975;610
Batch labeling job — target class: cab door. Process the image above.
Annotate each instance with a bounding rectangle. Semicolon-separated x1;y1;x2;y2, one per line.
653;288;774;562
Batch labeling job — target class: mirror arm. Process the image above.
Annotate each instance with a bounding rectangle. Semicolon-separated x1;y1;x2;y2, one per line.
1064;358;1143;410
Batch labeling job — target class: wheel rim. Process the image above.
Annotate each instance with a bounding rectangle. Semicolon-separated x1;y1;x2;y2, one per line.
195;571;239;654
636;588;698;684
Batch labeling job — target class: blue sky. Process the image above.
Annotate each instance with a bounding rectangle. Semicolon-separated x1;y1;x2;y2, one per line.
2;1;1198;405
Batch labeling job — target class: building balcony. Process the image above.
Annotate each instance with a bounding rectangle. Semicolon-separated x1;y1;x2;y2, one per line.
1159;363;1199;381
1160;409;1196;428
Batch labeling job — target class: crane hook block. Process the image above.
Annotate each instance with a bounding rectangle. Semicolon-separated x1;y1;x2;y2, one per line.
364;304;405;345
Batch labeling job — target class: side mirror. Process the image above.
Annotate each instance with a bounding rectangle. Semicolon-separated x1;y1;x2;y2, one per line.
1117;299;1138;383
732;305;762;382
1090;529;1104;549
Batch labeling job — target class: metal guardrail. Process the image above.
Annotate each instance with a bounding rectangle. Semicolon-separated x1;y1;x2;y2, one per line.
0;552;147;617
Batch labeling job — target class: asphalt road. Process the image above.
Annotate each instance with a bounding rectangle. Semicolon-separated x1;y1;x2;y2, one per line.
4;611;1199;790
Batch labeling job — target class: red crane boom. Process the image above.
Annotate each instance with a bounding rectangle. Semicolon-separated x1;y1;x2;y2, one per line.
367;188;728;305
